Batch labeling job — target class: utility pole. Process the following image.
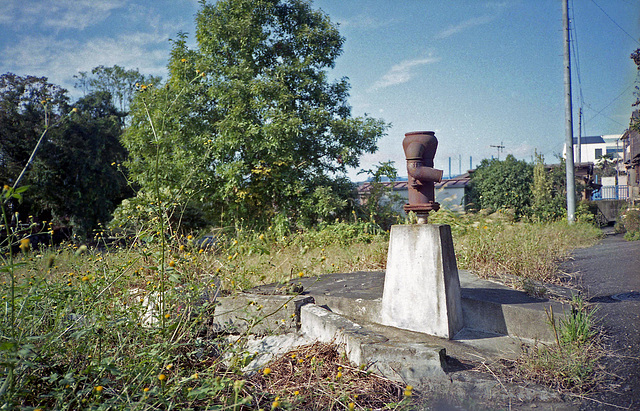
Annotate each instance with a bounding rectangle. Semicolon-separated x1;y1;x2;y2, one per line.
490;142;505;160
577;108;582;164
563;0;576;223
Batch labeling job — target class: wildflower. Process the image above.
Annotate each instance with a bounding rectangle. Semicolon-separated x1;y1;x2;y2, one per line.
143;387;150;392
200;72;205;77
164;313;170;319
165;364;173;370
336;371;342;379
187;235;193;240
263;367;271;376
348;403;355;410
179;245;185;251
168;260;175;267
158;374;167;381
2;185;9;191
95;385;104;393
192;373;199;379
81;276;89;281
298;271;304;278
271;397;281;409
259;234;265;241
72;107;79;113
404;384;413;397
181;58;186;62
294;390;299;395
199;249;204;254
19;238;30;252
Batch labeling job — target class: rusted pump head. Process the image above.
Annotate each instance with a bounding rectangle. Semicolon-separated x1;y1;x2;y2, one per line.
402;131;444;223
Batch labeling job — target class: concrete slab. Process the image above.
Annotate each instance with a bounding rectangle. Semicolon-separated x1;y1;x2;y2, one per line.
253;269;570;343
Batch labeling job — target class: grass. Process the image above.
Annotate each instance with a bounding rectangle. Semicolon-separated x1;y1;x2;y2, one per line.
494;296;604;395
430;209;603;286
0;209;605;408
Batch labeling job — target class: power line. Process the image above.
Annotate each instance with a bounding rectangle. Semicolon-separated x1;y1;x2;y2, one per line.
590;0;640;46
584;83;635;127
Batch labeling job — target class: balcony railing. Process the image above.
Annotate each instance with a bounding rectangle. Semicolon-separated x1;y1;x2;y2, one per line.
592;185;629;200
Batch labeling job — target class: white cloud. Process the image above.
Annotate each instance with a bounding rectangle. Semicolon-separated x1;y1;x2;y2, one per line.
0;0;127;31
435;14;496;39
369;57;440;91
3;31;171;95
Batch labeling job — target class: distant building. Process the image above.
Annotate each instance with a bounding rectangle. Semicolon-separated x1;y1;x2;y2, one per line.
563;134;624;163
357;173;471;214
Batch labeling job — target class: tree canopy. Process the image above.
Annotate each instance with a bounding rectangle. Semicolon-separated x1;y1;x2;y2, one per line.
118;0;388;231
0;73;130;239
467;155;534;218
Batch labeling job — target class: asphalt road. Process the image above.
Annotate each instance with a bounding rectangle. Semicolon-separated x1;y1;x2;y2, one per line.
560;231;640;410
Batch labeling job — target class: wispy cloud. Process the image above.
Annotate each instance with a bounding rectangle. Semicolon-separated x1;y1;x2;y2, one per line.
369;57;440;91
3;32;170;94
435;15;496;39
0;0;127;31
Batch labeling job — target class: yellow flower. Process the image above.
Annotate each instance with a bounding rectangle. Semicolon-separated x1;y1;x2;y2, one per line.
271;399;280;409
199;249;204;254
404;384;413;397
165;363;173;370
19;238;30;251
192;373;199;379
158;374;167;381
181;58;187;62
336;371;342;379
168;260;175;267
2;185;9;191
81;276;89;281
187;235;193;240
298;271;304;278
263;367;271;376
259;234;265;241
72;107;79;113
95;385;103;393
164;313;170;319
179;245;185;251
348;403;355;410
143;387;150;392
294;390;299;395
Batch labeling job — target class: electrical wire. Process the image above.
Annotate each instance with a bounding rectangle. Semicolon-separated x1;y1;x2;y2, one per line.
590;0;640;46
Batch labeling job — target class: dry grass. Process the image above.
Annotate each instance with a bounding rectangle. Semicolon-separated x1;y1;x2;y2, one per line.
250;342;410;410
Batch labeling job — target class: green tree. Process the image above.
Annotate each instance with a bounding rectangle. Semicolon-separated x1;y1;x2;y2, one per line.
30;91;131;238
0;73;130;239
119;0;387;231
358;161;403;229
467;154;534;218
530;152;565;221
0;73;70;187
74;65;162;113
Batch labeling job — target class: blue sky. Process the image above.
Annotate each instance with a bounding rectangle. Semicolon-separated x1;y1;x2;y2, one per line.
1;0;639;181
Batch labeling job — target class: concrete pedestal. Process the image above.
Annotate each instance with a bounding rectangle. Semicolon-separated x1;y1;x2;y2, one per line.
380;224;463;339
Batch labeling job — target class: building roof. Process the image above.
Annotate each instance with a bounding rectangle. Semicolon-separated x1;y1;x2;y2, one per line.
572;136;605;145
357;174;470;194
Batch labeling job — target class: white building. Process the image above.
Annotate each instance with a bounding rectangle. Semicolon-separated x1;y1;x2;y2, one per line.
563;134;624;163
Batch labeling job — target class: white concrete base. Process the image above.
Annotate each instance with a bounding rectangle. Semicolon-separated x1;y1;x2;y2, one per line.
380;224;463;339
